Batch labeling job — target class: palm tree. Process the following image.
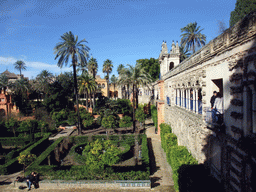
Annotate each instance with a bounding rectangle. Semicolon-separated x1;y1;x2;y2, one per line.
103;59;113;98
118;63;152;132
78;73;97;111
179;46;191;62
87;57;98;108
54;31;90;135
117;64;125;75
180;22;206;53
110;74;118;99
34;70;54;99
14;60;26;77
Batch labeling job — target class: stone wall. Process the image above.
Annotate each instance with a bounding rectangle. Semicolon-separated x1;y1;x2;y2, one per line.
154;11;256;191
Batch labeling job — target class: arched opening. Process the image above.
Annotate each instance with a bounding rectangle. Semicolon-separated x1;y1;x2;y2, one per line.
102;83;105;88
169;62;174;70
198;88;202;114
190;88;193;111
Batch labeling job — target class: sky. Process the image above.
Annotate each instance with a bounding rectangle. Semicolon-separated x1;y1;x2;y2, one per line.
0;0;237;79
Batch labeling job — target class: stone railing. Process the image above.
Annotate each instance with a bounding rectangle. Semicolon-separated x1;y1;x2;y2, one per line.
162;11;256;80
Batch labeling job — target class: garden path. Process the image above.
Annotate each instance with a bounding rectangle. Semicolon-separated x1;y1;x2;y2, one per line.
145;119;175;191
49;126;75;140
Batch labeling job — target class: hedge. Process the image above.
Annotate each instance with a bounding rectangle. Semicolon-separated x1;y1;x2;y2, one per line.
70;136;88;144
151;105;158;132
159;123;198;191
26;134;150;180
26;137;64;174
0;134;51;175
141;135;149;168
160;123;175;151
167;146;198;191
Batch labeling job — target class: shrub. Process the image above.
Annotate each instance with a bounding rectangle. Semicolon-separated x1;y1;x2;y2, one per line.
141;135;149;168
102;115;119;129
151;105;158;132
160;123;173;151
119;116;132;128
51;109;69;127
167;146;198;191
82;139;122;171
135;106;147;124
80;108;94;128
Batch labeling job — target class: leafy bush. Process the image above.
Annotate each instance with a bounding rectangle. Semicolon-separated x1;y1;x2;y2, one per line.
119;116;132;128
81;139;122;170
51;109;69;127
160;123;174;151
135;106;147;124
151;105;158;132
167;146;198;191
101;115;119;129
80;108;94;128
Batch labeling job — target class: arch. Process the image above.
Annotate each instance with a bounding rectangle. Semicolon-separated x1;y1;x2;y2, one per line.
102;83;105;88
169;62;174;70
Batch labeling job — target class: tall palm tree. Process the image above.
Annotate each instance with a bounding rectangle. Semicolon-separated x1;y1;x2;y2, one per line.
14;60;27;77
78;73;97;111
110;74;118;99
103;59;113;98
87;57;98;108
54;31;90;135
117;64;127;99
179;46;191;62
118;63;152;132
180;22;206;53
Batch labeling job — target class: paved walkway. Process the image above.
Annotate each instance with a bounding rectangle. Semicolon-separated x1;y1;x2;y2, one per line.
145;119;175;191
0;119;175;192
49;126;75;140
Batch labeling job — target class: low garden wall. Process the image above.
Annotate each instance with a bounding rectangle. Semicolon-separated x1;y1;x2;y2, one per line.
14;179;151;189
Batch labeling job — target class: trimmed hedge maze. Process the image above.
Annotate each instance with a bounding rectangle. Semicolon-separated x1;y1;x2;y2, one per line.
26;134;150;180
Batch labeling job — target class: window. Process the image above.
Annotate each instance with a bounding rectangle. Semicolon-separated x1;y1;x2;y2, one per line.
169;62;174;70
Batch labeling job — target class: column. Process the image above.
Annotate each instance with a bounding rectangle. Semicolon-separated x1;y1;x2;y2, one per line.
195;89;198;113
186;89;189;110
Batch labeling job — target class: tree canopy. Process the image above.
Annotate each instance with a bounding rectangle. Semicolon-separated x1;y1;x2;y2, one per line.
136;58;159;81
230;0;256;27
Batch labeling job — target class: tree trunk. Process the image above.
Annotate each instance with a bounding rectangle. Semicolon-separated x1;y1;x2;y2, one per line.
132;84;136;133
107;72;109;98
86;90;88;111
135;85;138;109
72;63;81;135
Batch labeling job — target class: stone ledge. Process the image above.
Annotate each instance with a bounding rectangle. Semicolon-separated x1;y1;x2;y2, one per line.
13;180;151;189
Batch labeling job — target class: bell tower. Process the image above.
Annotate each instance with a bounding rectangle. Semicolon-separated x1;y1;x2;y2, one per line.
159;40;180;78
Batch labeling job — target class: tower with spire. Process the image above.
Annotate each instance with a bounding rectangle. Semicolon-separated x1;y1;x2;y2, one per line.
159;40;180;78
